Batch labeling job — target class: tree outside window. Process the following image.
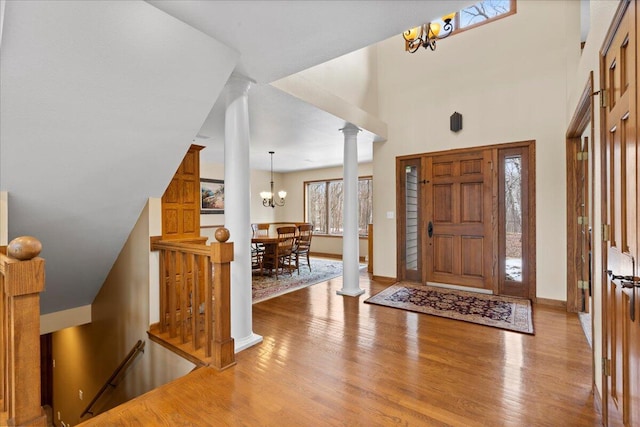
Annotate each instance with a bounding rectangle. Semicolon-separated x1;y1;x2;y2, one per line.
306;177;373;237
419;0;515;37
458;0;513;29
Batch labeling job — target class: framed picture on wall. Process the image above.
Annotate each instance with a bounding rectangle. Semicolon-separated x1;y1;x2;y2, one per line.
201;178;224;214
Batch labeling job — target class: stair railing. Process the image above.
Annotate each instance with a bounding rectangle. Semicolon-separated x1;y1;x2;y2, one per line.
150;228;234;370
80;339;146;418
0;236;47;427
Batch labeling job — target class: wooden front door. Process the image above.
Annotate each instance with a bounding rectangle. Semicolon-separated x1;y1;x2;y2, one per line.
601;1;640;424
424;149;494;290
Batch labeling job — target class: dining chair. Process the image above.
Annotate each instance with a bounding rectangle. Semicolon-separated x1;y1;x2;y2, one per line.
263;226;296;278
293;223;313;274
251;223;270;271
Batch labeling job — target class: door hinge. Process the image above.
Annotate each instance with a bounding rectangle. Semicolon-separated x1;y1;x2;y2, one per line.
576;151;588;161
595;89;608;108
578;216;589;225
602;357;611;376
602;224;611;242
578;280;589;290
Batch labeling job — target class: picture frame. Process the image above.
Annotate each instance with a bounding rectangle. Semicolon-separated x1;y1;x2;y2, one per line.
200;178;224;214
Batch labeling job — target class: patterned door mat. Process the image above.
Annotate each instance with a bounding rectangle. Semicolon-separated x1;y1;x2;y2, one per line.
365;282;534;334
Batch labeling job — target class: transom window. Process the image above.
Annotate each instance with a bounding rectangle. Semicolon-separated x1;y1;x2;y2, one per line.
458;0;515;30
429;0;516;35
305;177;373;237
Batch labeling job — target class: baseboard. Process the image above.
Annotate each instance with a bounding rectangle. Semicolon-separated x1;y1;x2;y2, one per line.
310;252;367;263
535;297;567;308
593;383;603;422
311;252;341;259
372;275;396;283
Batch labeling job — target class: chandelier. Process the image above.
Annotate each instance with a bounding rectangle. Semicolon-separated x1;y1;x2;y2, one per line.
260;151;286;208
403;13;456;53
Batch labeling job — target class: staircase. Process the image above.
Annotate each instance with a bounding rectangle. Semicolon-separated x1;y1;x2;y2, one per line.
148;230;235;370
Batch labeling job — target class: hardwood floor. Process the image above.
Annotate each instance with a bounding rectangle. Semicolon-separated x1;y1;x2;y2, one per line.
82;272;600;426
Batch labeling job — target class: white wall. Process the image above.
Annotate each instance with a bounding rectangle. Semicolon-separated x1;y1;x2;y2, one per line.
0;0;5;49
292;45;379;116
371;0;581;299
53;201;194;426
0;0;237;316
0;191;6;246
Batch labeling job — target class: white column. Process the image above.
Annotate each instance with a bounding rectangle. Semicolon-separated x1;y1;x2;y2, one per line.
224;74;262;351
337;123;364;297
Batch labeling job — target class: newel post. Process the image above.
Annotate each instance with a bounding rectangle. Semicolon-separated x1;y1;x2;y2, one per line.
2;236;47;426
210;228;236;370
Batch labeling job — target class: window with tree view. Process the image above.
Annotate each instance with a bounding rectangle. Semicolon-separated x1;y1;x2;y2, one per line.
306;177;373;236
458;0;515;30
427;0;515;34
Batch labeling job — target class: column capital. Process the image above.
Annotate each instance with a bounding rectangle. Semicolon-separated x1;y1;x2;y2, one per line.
224;73;254;106
339;123;361;137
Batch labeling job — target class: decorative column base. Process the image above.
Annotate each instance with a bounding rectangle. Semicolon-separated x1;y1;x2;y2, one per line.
336;288;365;297
234;333;263;353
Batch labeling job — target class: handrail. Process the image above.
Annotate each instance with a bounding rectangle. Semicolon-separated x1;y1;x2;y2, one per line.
80;339;146;418
150;238;212;256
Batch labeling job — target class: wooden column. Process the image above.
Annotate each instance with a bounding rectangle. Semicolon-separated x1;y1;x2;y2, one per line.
1;237;47;426
210;228;236;370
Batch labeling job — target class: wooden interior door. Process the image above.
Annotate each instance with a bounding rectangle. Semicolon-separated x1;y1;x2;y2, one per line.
162;144;203;241
601;1;640;424
425;149;493;290
161;145;206;329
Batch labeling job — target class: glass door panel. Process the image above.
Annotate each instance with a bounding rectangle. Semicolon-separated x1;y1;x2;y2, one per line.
503;155;523;282
398;158;422;282
499;147;530;298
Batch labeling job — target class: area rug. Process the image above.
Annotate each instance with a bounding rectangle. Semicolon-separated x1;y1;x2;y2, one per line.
365;282;534;334
252;258;345;303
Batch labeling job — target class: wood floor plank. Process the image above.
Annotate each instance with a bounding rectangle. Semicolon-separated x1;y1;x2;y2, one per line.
82;271;600;426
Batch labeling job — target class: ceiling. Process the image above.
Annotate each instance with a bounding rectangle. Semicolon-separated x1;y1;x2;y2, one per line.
147;0;473;172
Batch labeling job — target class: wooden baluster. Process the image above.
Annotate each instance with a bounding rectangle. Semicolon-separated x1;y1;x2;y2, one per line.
210;228;235;370
159;249;167;334
190;253;199;350
204;256;212;358
168;250;177;339
2;237;47;426
180;252;188;344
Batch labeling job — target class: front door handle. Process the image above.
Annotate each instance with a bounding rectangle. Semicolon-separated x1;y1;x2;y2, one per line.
428;221;433;238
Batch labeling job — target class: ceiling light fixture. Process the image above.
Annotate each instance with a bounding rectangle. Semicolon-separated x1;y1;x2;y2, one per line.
403;13;456;53
260;151;286;208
